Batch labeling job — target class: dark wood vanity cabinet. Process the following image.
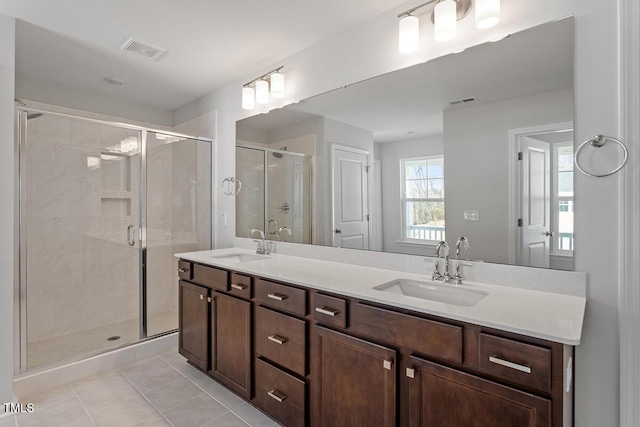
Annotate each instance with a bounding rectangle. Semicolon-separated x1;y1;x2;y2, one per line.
178;280;209;371
178;263;253;398
313;325;397;427
407;356;551;427
210;291;252;399
178;259;570;427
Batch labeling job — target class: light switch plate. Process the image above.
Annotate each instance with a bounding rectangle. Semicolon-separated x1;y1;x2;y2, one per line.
464;210;480;221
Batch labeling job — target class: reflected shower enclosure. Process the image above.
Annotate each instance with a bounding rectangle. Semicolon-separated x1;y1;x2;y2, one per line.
236;146;313;243
16;109;212;371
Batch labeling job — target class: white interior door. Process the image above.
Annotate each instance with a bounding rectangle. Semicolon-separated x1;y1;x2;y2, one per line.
331;145;370;249
519;136;551;268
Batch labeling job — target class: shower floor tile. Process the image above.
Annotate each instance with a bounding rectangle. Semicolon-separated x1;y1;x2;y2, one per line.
27;311;177;369
11;349;281;427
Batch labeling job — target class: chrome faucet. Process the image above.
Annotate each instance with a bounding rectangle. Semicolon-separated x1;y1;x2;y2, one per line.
276;226;292;242
249;228;270;255
433;241;451;282
451;236;470;284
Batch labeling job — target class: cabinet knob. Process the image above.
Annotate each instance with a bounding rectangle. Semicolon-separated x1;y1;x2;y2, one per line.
231;283;248;290
383;360;393;370
199;295;204;300
406;368;415;379
177;268;188;274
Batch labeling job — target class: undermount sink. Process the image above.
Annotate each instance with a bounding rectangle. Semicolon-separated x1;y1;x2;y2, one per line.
212;253;271;263
373;279;488;307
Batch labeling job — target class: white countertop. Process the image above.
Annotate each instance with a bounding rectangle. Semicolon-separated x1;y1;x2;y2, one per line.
175;248;586;345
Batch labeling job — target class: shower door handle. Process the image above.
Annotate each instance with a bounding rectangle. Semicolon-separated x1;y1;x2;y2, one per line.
127;225;136;247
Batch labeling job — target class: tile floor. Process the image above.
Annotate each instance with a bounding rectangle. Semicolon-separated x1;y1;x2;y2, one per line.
6;348;280;427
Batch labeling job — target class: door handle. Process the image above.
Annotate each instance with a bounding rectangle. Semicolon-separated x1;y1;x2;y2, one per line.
334;228;342;234
127;225;136;246
544;231;555;237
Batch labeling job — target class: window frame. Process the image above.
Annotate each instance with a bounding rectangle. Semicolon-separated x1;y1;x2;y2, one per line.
551;142;574;255
399;155;445;244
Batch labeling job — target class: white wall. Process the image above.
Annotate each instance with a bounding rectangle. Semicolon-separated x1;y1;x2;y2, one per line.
379;135;443;255
174;1;621;425
444;89;573;263
1;13;15;412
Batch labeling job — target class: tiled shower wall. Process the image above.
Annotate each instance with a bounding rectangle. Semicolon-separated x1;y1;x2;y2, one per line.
25;114;141;344
24;115;212;346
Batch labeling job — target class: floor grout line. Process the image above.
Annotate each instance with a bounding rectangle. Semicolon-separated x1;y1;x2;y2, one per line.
68;384;97;427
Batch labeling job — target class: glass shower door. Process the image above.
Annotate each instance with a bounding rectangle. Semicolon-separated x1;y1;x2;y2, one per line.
145;132;211;337
21;112;142;369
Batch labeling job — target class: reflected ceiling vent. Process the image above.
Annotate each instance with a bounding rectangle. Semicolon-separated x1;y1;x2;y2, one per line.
449;97;476;105
120;38;166;60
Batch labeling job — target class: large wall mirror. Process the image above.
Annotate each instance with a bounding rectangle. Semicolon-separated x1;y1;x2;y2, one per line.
236;17;574;271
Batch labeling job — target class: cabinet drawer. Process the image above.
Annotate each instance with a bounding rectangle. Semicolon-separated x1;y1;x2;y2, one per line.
353;303;463;364
192;263;228;291
254;358;306;427
177;260;192;280
313;293;348;329
255;278;307;316
229;272;252;299
255;306;307;376
478;333;551;393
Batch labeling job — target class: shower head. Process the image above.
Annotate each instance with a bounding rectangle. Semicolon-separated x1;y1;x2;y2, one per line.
272;146;287;158
15;98;44;120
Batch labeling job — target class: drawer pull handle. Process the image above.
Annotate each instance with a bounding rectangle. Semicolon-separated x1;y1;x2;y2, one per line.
231;283;248;290
315;306;339;316
489;356;532;374
177;268;188;273
267;293;288;301
267;389;287;403
268;334;288;345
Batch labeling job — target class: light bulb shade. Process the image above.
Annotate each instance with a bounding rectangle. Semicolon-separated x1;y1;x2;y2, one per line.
255;80;270;104
434;0;457;42
242;86;255;110
475;0;500;29
270;72;285;98
398;15;419;53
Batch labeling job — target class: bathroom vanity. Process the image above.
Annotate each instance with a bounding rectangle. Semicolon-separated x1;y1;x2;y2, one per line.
176;248;585;427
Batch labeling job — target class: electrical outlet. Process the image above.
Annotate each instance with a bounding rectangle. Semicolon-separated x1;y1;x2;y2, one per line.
464;210;480;221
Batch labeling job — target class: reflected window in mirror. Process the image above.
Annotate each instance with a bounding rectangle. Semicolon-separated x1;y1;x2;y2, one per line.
401;156;445;243
553;144;574;254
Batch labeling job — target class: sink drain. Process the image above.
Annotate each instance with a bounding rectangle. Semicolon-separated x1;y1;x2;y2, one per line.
107;336;121;341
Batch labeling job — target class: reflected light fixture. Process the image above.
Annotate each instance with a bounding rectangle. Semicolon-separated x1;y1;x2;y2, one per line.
398;0;500;53
241;66;285;110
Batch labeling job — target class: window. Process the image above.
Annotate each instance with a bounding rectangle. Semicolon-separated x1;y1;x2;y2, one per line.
401;156;445;242
553;144;574;253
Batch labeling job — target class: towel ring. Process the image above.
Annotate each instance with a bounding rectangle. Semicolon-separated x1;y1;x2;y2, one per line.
222;177;242;195
574;135;628;178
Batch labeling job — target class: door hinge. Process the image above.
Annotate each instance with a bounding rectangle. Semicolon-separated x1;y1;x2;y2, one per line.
366;166;371;173
517;152;523;161
366;214;370;221
517;218;523;227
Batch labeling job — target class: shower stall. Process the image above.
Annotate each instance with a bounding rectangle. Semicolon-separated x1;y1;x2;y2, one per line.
236;145;313;243
14;107;212;372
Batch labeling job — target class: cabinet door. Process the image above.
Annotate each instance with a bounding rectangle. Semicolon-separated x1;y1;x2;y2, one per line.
314;326;396;427
210;291;252;399
407;356;551;427
178;280;209;371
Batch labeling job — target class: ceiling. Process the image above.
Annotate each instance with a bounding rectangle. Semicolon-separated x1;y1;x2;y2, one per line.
239;18;574;142
1;0;407;112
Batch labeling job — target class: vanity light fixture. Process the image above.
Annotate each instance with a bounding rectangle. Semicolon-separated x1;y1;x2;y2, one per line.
242;66;285;110
397;0;500;53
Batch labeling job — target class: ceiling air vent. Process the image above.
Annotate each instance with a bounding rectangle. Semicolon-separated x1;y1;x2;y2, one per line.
120;38;166;60
449;97;476;105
